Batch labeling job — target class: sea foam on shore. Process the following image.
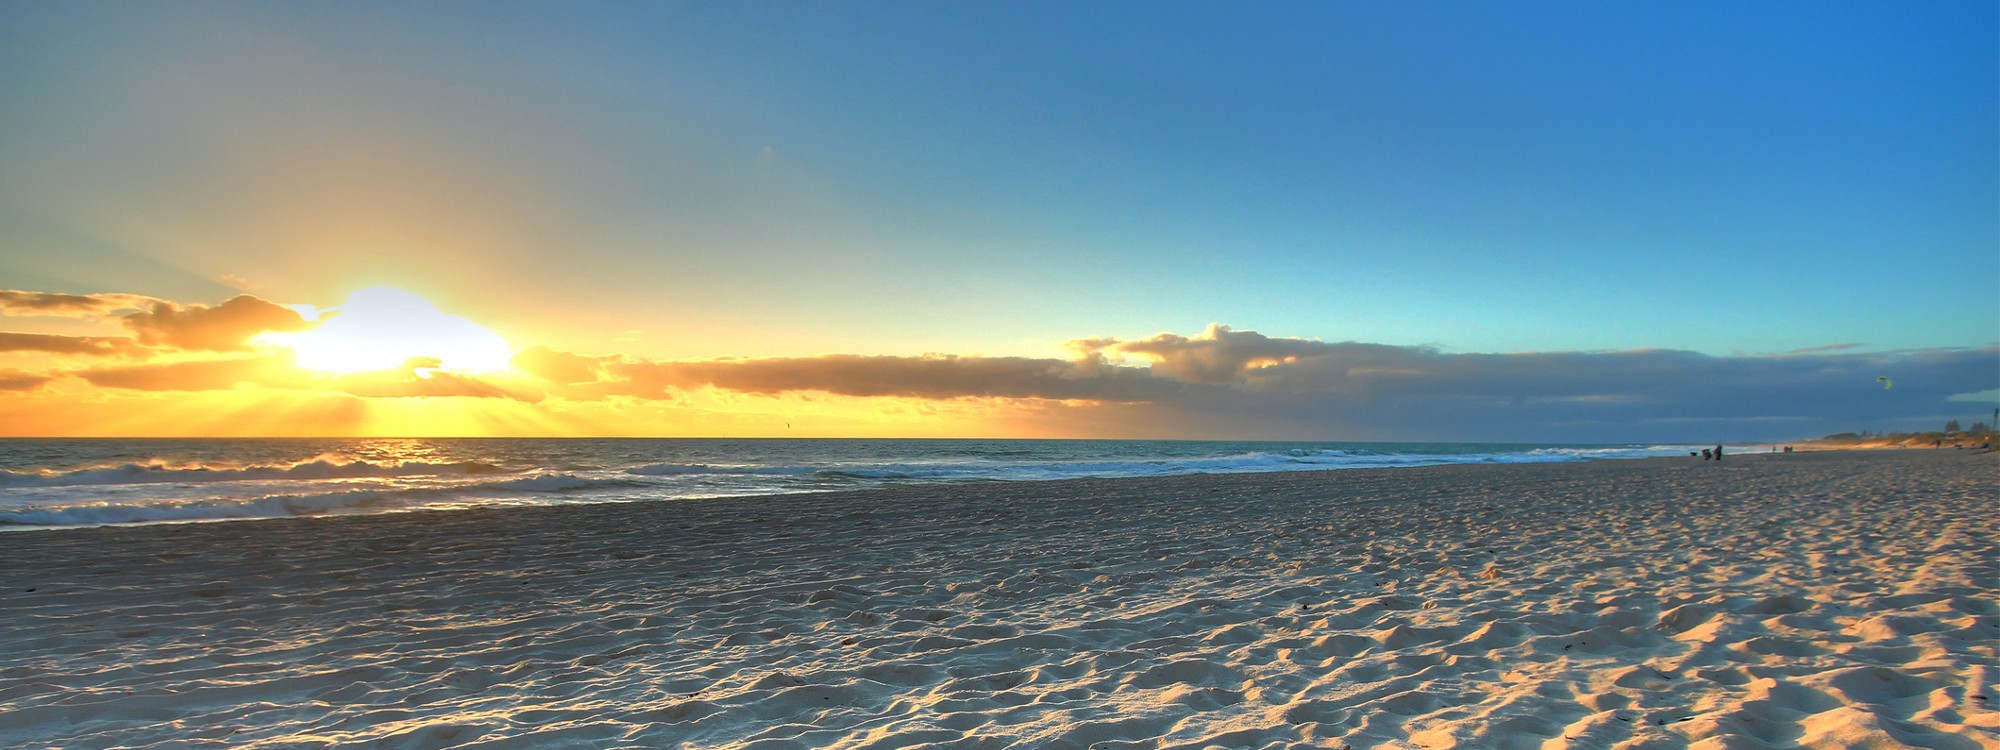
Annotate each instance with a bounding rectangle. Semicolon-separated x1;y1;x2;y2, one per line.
1;450;1994;749
0;438;1696;529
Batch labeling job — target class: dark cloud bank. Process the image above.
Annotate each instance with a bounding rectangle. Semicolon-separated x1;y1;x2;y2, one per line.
7;287;1990;442
512;324;1995;442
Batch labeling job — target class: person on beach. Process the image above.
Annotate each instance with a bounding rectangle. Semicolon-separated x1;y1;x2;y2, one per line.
1701;449;1713;460
1714;444;1723;461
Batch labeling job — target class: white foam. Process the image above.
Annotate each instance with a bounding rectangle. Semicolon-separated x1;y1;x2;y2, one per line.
0;489;390;526
626;463;817;477
0;469;674;527
0;443;1705;528
0;458;507;488
487;474;636;493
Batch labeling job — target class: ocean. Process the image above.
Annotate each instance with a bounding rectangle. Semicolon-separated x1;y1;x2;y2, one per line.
0;438;1701;529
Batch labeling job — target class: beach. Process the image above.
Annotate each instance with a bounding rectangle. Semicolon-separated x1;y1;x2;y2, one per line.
2;449;1994;749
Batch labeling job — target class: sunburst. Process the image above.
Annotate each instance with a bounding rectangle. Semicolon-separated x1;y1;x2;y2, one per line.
260;287;512;374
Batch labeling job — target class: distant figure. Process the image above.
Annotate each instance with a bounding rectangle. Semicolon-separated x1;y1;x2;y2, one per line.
1714;444;1724;461
1701;449;1713;460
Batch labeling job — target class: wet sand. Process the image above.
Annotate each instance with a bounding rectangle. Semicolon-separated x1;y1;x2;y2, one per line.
2;449;1995;749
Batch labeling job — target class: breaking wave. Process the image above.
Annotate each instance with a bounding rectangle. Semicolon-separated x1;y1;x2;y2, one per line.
0;458;510;488
626;463;817;477
0;440;1702;529
0;472;640;527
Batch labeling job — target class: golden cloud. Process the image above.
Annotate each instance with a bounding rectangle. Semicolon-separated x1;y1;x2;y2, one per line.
121;295;316;352
76;356;307;391
0;290;160;317
0;369;51;391
1081;323;1346;385
0;332;146;357
585;353;1185;402
511;345;607;384
70;353;543;403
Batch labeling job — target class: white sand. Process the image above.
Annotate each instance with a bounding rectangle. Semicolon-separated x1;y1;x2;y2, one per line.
1;450;1994;749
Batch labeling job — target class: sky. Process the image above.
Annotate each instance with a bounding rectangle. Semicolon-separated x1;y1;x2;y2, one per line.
0;1;1994;441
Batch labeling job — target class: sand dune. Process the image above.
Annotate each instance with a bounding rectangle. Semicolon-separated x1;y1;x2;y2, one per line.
2;450;1994;749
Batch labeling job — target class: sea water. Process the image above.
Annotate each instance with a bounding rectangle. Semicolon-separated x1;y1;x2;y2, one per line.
0;438;1698;529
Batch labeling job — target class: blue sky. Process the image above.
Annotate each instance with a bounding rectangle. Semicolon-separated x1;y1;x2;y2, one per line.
0;1;1993;439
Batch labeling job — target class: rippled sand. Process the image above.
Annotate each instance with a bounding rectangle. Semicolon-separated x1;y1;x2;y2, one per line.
2;450;1995;749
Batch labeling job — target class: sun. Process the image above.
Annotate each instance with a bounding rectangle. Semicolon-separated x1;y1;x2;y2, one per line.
261;287;513;373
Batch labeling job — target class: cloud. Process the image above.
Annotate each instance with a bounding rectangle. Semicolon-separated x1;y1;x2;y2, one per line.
77;356;305;391
0;290;159;317
0;369;51;391
1102;338;2000;441
1083;323;1346;385
120;295;315;351
72;353;542;402
590;353;1185;402
1244;344;1996;408
10;299;1994;440
519;325;1996;442
337;360;544;401
0;332;146;357
1067;325;1996;412
512;345;608;384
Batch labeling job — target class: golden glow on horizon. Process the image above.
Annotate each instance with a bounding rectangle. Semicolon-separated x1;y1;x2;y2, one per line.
0;381;1067;438
261;287;513;374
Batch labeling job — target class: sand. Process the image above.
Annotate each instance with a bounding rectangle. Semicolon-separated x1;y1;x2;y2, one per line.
1;449;1994;750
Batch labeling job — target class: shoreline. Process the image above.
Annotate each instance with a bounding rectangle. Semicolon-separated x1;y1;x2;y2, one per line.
0;443;1785;534
3;450;1995;748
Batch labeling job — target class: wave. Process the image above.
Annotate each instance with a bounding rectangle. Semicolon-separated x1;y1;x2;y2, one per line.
626;463;818;477
0;472;638;527
0;489;397;526
486;474;639;493
0;458;511;488
698;446;1699;484
1;442;1701;528
1487;445;1704;463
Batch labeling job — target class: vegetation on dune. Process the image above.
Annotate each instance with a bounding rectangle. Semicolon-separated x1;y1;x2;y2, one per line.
1820;420;1994;450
